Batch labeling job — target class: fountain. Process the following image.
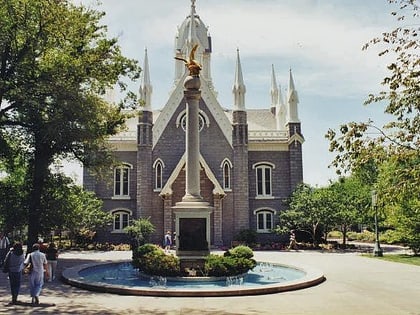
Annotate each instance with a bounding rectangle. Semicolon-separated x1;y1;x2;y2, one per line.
62;259;325;297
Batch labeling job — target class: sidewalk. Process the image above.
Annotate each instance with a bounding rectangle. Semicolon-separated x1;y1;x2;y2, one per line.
0;248;419;315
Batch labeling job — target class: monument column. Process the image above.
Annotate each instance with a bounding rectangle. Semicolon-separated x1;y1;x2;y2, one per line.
183;84;202;202
173;45;213;272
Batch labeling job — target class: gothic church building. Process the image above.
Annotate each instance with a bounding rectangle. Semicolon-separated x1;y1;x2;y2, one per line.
83;1;304;247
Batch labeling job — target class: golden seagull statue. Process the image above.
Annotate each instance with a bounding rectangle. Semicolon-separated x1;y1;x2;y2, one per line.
175;44;202;76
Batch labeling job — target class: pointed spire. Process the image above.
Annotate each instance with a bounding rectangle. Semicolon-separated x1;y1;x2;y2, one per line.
187;0;197;48
270;64;279;110
139;48;152;111
287;69;299;123
276;84;287;130
232;48;246;110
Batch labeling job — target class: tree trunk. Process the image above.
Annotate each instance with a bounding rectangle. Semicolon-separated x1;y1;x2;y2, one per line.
342;224;347;247
27;138;51;251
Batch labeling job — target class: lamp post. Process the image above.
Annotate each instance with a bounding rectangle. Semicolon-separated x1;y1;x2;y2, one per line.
371;190;383;257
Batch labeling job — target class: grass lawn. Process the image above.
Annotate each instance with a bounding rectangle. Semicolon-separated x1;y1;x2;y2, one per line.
364;254;420;266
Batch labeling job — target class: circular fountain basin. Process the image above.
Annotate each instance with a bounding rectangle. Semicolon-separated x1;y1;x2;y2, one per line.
62;261;325;297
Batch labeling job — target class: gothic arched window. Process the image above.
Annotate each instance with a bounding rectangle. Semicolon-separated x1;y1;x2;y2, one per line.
153;159;165;191
221;158;232;190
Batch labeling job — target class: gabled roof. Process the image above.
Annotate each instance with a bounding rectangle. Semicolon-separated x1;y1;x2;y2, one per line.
152;73;233;148
152;72;187;148
160;153;225;196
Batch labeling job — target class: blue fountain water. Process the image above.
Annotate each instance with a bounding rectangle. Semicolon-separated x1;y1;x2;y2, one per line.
78;262;306;290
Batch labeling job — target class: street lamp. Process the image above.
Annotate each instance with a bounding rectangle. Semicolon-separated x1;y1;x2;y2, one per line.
371;190;383;257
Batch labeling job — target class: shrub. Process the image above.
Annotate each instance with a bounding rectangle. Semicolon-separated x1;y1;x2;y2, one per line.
225;245;254;259
234;229;257;246
132;244;179;276
347;231;375;242
142;251;180;277
380;229;403;244
132;244;257;278
327;231;342;239
205;246;256;276
204;254;229;276
132;244;160;268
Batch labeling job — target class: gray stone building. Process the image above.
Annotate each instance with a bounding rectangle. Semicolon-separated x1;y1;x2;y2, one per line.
83;1;304;247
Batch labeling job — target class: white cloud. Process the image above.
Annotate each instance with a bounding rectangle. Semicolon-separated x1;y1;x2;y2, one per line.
72;0;399;186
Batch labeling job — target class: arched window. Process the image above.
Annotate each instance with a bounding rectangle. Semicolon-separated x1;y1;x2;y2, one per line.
175;109;209;132
114;163;132;198
111;209;131;232
221;158;232;190
254;209;276;233
252;162;275;197
153;159;165;191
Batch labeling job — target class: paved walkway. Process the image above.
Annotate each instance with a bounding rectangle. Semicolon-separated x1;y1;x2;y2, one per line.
0;246;419;315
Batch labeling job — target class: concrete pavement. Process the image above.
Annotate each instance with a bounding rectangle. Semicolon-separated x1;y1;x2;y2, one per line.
0;247;419;315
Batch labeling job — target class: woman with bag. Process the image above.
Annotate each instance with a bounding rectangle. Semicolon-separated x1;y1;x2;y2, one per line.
5;242;25;305
24;243;49;305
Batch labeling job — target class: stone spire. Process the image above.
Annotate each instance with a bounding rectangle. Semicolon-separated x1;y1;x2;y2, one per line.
287;69;299;123
270;64;279;111
174;0;213;87
232;49;246;110
139;48;152;111
276;84;287;130
187;0;197;48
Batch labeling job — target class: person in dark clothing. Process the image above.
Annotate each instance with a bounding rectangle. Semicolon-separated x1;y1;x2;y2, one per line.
5;242;25;304
45;242;58;281
0;232;10;266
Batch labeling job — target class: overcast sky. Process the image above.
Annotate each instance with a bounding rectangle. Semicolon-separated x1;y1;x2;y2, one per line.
67;0;400;186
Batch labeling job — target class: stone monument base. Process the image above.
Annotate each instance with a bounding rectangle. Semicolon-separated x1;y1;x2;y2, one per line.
172;201;213;266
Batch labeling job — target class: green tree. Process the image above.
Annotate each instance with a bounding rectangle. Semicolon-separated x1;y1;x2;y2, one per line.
0;0;140;247
124;217;155;248
329;177;370;246
325;0;419;252
377;155;420;254
0;141;29;233
276;184;335;245
65;185;112;247
326;0;419;174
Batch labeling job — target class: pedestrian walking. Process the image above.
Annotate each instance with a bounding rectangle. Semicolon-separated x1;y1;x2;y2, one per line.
45;242;58;282
0;232;10;266
4;242;25;304
24;243;49;305
288;230;298;250
164;231;172;253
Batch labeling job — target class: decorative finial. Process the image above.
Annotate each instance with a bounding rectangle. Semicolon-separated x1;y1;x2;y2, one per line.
175;44;202;76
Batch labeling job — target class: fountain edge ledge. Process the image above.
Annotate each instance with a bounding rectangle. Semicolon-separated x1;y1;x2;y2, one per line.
61;260;326;297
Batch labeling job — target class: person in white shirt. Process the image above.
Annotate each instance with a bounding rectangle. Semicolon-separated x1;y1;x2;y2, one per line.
24;243;49;305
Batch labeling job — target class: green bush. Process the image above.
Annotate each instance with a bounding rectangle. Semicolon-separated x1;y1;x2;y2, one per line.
204;254;229;276
380;229;403;244
132;244;257;278
234;229;257;246
205;246;256;276
225;245;254;259
327;231;343;239
347;231;375;242
132;244;162;269
132;244;180;276
142;251;180;277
